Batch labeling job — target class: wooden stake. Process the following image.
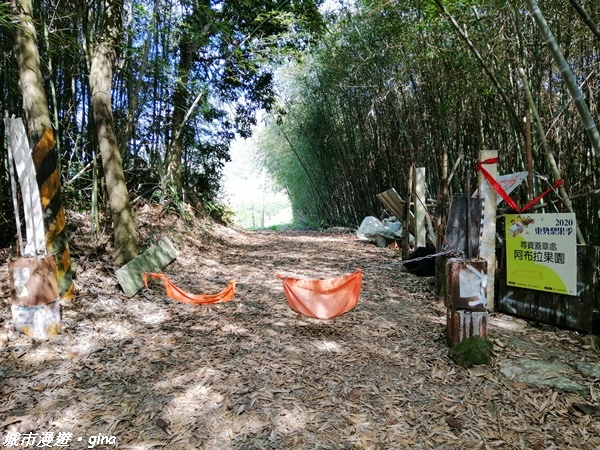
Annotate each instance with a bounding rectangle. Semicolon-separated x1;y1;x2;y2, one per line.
414;167;426;247
403;165;414;256
478;150;497;312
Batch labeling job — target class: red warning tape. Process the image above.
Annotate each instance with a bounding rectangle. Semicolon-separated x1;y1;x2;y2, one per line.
476;158;563;213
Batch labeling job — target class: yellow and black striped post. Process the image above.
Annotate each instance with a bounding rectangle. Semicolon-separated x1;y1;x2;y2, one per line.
31;128;75;299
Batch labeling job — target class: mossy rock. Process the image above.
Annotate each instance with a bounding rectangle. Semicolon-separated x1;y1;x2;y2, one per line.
448;336;493;368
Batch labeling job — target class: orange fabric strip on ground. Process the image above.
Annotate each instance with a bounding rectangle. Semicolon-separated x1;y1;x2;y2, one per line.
142;273;235;305
277;270;362;319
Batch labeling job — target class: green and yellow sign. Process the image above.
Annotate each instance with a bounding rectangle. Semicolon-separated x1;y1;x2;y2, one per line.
505;213;577;295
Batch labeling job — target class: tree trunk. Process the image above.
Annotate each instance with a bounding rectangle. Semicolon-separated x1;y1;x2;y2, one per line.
166;31;194;201
11;0;75;298
518;68;586;244
89;0;139;265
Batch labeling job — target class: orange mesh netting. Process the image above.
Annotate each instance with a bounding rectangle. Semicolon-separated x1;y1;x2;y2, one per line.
142;273;235;305
276;270;362;319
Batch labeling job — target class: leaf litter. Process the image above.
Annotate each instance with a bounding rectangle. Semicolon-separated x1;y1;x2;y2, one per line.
1;206;600;449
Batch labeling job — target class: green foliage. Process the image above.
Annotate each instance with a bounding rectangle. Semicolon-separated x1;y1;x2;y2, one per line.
162;182;192;220
0;4;13;31
0;0;326;250
255;0;600;245
293;217;326;231
2;0;600;248
229;191;293;229
203;200;235;226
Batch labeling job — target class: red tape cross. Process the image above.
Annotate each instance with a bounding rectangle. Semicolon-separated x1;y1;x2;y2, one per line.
476;158;563;213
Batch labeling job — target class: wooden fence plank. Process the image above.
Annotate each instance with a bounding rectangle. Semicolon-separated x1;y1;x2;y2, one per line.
414;167;427;247
115;237;178;297
376;188;405;222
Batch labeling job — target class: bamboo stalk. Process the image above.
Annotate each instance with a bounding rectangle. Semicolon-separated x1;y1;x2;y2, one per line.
525;108;533;197
91;152;99;239
567;0;600;41
432;0;524;138
518;68;586;245
525;0;600;158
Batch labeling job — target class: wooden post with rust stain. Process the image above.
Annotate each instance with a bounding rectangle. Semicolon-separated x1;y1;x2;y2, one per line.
446;258;489;346
414;167;427;248
403;164;414;258
446;310;488;347
9;256;59;307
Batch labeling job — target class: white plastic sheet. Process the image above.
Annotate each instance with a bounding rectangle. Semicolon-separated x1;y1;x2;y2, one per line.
357;216;402;241
7;117;46;256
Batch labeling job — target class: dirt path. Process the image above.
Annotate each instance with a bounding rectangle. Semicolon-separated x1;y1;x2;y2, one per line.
1;220;600;449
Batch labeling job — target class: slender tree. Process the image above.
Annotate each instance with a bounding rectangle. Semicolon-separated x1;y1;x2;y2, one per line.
120;0;160;156
567;0;600;41
166;7;201;201
88;0;139;265
525;0;600;157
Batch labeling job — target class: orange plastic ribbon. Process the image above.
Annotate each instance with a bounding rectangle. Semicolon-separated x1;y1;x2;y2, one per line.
277;270;362;319
142;272;235;305
476;158;563;213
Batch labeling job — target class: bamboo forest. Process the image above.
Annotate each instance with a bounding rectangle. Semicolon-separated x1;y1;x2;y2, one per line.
2;0;600;246
2;0;600;449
